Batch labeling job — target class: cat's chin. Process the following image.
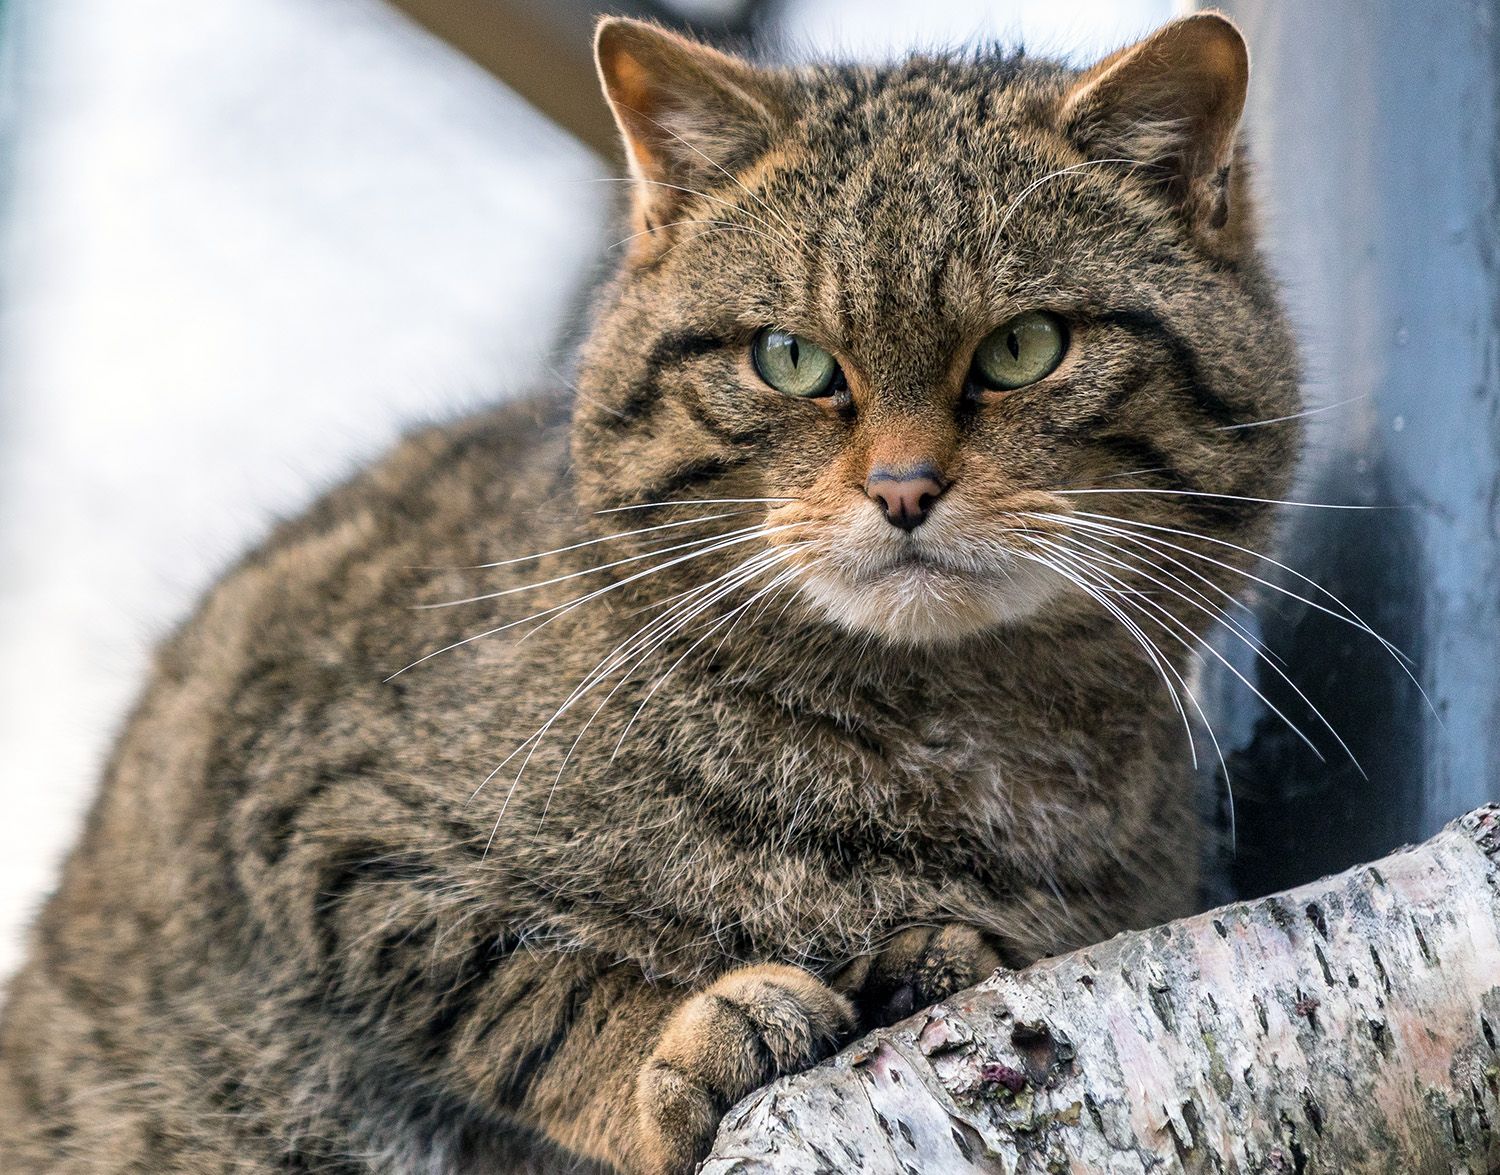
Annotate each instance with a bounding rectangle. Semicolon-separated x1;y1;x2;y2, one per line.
795;558;1064;646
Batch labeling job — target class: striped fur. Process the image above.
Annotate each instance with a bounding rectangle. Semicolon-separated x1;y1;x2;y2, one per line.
0;14;1298;1174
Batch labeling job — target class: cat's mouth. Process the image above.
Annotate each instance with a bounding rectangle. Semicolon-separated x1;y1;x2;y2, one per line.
852;546;981;582
765;489;1075;644
793;534;1065;645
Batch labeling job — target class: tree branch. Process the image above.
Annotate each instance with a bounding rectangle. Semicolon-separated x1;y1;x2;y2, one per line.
703;805;1500;1173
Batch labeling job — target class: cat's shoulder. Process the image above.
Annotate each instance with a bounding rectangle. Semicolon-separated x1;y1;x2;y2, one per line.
314;391;571;534
252;391;570;570
157;391;573;671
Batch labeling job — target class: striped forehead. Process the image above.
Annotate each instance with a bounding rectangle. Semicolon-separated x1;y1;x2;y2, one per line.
768;67;1067;293
756;133;1040;378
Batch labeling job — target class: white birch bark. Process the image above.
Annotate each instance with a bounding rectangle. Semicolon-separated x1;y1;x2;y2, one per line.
702;805;1500;1174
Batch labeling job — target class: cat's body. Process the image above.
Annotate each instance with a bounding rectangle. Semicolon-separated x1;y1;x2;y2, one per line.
1;15;1299;1173
0;400;1193;1171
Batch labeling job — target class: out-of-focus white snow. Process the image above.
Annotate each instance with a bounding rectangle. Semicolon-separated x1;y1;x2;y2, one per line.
0;0;609;978
772;0;1176;62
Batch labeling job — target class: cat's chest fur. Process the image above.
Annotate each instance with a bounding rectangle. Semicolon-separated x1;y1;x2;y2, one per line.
510;629;1177;978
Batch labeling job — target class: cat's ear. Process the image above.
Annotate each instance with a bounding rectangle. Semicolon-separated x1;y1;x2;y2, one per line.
595;18;780;232
1060;12;1248;230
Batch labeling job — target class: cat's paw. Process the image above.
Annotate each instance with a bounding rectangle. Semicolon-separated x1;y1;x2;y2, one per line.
634;964;854;1174
835;923;1003;1029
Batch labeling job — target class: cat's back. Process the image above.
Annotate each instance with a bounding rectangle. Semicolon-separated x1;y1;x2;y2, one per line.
15;389;575;928
0;392;574;1169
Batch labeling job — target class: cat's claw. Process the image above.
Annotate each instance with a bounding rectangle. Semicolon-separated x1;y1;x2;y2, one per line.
835;923;1004;1030
634;964;853;1174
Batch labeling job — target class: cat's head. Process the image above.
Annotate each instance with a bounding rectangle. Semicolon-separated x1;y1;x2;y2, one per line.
571;14;1299;646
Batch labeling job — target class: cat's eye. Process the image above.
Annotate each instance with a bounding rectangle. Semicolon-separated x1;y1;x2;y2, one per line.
751;329;840;398
970;311;1069;391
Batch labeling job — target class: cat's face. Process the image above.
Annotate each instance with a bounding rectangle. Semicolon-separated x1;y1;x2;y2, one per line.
572;16;1299;646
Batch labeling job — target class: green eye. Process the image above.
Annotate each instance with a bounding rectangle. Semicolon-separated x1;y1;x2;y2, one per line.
971;311;1069;391
751;329;840;398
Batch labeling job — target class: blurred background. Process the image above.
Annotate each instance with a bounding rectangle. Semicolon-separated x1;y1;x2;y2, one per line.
0;0;1495;980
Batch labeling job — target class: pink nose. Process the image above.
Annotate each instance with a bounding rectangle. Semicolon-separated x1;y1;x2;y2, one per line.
865;465;946;531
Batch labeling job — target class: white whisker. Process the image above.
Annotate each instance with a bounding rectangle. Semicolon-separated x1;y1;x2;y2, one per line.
1047;529;1351;758
508;521;809;646
1019;540;1235;841
1058;509;1443;728
597;497;796;513
503;546;801;844
1038;532;1353;773
415;522;769;610
606;554;806;765
465;572;723;806
460;510;751;570
1053;488;1377;510
1214;393;1369;432
1010;543;1200;770
1018;515;1272;661
1060;510;1424;676
995;158;1153;242
387;522;806;679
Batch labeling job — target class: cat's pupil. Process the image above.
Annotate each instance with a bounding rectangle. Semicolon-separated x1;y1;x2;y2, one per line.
1007;332;1021;361
788;337;800;366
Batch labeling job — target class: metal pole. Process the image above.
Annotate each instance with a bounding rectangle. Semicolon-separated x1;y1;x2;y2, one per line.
1205;0;1500;896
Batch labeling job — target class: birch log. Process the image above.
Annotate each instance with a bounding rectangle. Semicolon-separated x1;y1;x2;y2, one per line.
701;805;1500;1174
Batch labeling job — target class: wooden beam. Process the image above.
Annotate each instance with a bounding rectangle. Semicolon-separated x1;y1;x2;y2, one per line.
382;0;765;161
384;0;622;158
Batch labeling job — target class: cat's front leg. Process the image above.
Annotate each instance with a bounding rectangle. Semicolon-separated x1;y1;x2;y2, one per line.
632;963;853;1174
834;924;1005;1031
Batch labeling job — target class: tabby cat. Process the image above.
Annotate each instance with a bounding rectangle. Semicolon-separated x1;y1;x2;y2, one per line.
0;12;1299;1173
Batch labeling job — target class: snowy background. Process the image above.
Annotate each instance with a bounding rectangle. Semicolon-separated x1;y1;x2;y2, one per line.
0;0;1175;978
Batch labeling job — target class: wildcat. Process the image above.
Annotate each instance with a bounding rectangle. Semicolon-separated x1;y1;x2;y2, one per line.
0;11;1298;1173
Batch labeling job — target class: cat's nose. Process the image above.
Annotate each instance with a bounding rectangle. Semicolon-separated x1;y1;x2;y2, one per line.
865;465;947;531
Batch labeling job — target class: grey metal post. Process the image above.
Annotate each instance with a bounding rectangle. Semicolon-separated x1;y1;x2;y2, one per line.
1206;1;1500;896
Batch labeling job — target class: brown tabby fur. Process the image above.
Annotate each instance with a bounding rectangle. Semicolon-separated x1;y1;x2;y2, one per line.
0;13;1299;1173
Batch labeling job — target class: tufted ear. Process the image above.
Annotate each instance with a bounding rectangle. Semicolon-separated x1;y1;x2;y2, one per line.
595;18;780;232
1060;12;1249;230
